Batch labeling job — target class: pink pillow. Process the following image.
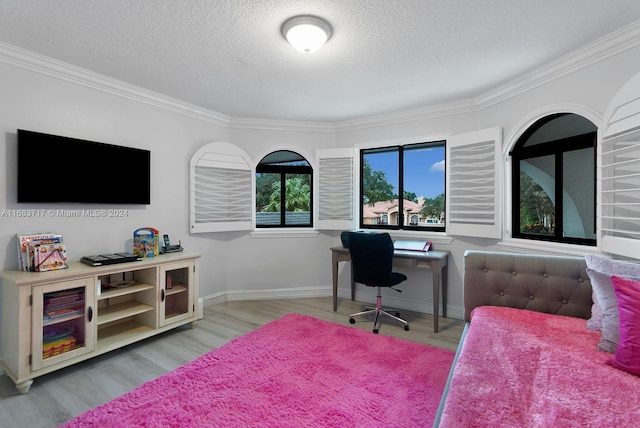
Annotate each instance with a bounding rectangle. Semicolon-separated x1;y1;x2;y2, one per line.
585;254;640;353
606;276;640;376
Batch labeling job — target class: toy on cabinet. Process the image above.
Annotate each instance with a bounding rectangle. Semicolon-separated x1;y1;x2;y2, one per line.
133;228;159;257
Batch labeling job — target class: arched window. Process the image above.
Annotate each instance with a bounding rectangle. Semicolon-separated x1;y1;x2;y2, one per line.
255;150;313;228
510;113;596;245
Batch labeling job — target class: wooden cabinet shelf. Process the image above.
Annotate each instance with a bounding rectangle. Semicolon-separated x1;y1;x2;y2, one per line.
98;321;156;349
165;284;187;296
43;312;84;327
0;252;200;394
97;301;154;325
98;283;154;300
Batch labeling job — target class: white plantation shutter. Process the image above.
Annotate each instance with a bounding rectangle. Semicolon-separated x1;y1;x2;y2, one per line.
315;148;357;230
190;142;253;233
601;70;640;258
446;127;502;238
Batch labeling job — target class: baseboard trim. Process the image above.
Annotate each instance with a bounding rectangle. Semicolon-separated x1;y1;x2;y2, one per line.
200;287;463;320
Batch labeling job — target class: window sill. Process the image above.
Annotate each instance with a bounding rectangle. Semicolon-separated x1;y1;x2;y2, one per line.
250;229;320;239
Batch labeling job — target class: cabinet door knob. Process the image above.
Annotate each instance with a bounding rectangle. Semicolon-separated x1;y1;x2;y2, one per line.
161;289;165;302
87;306;93;322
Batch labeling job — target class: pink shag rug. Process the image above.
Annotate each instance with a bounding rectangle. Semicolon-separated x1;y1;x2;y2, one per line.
60;313;454;427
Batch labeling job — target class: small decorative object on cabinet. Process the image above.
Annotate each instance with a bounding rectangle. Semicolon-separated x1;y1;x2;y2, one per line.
0;252;200;393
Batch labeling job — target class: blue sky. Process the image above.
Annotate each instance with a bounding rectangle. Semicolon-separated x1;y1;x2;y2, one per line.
364;146;445;199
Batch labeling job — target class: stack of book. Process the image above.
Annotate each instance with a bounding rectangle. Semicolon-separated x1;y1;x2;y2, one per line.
43;289;84;321
16;232;68;272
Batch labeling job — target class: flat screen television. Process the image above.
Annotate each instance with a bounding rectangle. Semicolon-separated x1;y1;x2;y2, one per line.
17;129;151;204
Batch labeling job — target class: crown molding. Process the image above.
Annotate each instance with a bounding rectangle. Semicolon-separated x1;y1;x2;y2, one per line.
333;99;479;132
335;20;640;132
229;117;335;133
2;19;640;133
0;42;231;127
475;20;640;109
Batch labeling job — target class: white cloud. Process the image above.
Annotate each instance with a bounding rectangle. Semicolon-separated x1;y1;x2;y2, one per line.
430;160;445;173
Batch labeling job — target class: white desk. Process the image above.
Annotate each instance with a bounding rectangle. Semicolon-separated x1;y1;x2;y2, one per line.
330;246;449;333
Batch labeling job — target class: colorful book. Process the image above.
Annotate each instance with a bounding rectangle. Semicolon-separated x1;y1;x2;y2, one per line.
28;239;64;271
16;233;62;271
32;242;67;272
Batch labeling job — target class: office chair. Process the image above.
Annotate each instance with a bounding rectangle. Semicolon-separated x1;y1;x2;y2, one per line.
347;232;409;333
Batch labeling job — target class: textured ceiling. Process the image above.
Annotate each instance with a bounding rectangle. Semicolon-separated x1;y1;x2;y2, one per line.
1;1;640;122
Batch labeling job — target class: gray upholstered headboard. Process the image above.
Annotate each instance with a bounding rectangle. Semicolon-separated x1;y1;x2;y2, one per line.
463;250;593;323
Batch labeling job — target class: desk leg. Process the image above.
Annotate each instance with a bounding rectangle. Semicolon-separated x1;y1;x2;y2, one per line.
441;264;448;318
332;252;339;311
429;260;443;333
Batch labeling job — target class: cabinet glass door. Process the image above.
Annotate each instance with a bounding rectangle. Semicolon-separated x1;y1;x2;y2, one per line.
31;278;96;370
159;261;193;326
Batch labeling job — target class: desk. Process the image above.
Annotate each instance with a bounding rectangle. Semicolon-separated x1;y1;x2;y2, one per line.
330;246;449;333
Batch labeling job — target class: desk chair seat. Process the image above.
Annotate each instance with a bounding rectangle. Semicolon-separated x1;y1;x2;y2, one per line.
347;232;410;334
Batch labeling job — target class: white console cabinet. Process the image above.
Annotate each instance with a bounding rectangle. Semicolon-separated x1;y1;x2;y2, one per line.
0;252;200;393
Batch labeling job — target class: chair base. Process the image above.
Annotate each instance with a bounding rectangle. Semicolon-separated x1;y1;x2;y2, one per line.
349;289;409;334
364;306;400;317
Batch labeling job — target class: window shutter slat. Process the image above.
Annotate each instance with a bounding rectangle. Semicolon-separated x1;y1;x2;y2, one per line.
446;127;502;238
600;70;640;258
316;148;357;230
600;130;640;253
190;142;253;233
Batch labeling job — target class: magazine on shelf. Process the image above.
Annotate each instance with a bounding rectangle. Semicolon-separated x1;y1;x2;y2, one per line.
31;242;68;272
28;238;66;272
16;232;63;271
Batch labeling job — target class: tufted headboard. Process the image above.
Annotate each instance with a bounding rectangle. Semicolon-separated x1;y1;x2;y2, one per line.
463;250;593;323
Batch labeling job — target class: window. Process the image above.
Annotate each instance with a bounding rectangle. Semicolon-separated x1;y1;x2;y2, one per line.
510;113;596;245
360;141;446;232
256;150;313;228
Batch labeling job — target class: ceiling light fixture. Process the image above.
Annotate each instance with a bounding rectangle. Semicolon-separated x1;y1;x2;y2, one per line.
282;15;332;54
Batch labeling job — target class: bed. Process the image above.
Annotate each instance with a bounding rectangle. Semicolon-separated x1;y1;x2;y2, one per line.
434;250;640;427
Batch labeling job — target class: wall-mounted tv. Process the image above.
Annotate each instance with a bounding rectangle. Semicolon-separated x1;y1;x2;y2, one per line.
17;129;151;204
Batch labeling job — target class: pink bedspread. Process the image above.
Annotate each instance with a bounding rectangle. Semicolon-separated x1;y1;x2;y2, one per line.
439;306;640;427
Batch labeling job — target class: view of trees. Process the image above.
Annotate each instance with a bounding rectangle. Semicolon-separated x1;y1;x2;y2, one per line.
519;172;555;234
362;159;395;205
420;194;445;219
256;174;310;212
256;159;447;220
362;159;444;220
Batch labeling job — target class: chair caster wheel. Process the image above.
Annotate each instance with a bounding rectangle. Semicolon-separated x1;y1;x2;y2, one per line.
404;325;410;331
373;329;379;334
349;318;355;324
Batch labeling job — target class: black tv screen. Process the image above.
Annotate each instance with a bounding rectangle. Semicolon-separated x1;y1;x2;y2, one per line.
17;129;151;204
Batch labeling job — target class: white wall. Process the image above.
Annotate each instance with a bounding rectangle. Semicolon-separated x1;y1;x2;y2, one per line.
0;32;639;334
0;60;231;299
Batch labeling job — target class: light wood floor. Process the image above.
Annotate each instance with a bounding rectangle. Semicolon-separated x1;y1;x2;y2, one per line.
0;296;464;428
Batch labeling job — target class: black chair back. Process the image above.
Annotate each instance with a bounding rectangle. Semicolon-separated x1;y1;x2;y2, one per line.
348;232;395;287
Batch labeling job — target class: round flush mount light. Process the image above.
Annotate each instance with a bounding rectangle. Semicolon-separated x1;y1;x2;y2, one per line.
282;15;332;54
